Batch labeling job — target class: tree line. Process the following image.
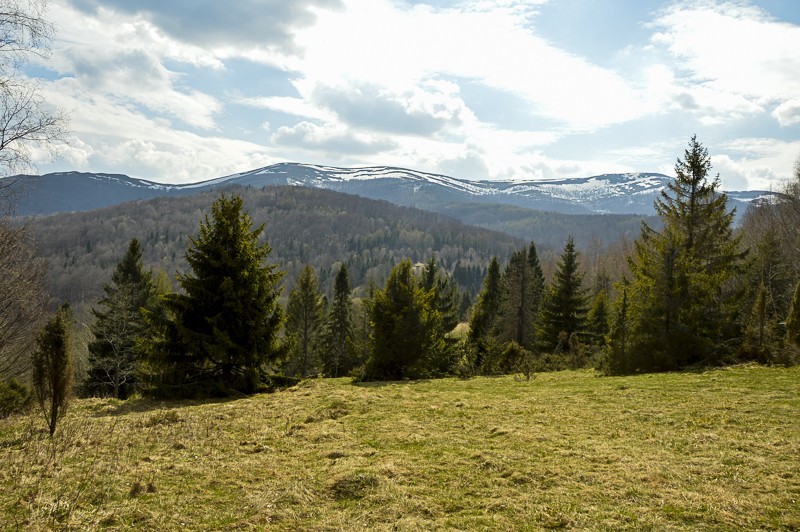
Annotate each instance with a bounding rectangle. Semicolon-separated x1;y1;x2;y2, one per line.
75;137;800;403
3;137;800;435
28;185;521;307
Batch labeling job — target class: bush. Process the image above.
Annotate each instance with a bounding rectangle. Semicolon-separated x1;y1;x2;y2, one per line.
452;341;479;379
478;341;528;375
0;378;32;418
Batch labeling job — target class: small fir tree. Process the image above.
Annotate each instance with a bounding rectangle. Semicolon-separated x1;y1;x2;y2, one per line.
468;256;501;351
494;245;543;351
528;241;546;296
748;284;770;349
540;237;588;351
284;265;325;378
421;256;461;335
364;260;441;380
321;263;355;377
85;238;155;398
32;305;73;436
603;281;630;374
586;289;610;345
752;228;793;319
352;279;377;369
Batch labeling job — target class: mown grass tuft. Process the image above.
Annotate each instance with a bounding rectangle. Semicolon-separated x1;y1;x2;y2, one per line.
0;364;798;529
328;470;380;500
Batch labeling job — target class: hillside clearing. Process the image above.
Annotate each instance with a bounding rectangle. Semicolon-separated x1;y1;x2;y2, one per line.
1;365;798;530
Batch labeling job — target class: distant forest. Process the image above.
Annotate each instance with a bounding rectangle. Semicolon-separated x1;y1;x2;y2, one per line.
27;185;524;306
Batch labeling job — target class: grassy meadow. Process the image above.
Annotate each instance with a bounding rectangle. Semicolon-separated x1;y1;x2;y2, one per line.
1;364;798;530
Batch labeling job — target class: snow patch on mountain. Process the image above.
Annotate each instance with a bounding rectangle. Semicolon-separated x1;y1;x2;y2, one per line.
6;162;780;219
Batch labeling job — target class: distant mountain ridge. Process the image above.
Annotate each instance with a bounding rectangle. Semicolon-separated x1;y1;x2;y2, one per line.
5;162;773;218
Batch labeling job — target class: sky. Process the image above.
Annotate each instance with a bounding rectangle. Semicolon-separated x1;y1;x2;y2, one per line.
28;0;800;190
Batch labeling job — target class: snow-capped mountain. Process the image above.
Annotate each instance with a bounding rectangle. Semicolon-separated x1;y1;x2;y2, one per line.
5;162;772;218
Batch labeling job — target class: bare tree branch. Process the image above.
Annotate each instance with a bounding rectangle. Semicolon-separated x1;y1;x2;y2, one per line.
0;0;68;215
0;219;47;379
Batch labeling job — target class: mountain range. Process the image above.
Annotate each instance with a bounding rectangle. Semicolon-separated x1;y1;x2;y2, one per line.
5;162;773;219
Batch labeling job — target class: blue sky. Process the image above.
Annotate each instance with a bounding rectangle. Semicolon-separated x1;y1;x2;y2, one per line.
30;0;800;189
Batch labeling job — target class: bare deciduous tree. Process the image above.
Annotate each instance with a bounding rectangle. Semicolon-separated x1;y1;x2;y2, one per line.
0;1;66;380
0;220;46;379
0;0;68;212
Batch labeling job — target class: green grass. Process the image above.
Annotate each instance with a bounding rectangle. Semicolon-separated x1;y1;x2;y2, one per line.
1;364;799;530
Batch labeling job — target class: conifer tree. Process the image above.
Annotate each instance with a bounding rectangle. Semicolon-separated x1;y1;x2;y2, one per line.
586;289;610;345
748;283;769;349
603;281;630;374
284;265;325;378
421;256;461;334
540;237;588;351
32;305;73;436
321;263;355;377
352;279;377;368
528;241;545;295
787;278;800;348
143;194;284;397
468;256;501;352
494;244;543;351
85;238;155;398
364;259;441;380
611;136;744;373
749;228;792;323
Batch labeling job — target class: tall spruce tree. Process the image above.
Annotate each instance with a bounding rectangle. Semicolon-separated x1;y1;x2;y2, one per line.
352;279;377;368
745;228;793;334
364;259;441;380
528;241;545;295
32;305;73;436
421;256;461;335
284;265;325;378
468;256;501;352
747;283;770;350
603;281;630;375
610;136;743;373
586;289;611;345
143;194;284;397
540;237;588;351
85;238;155;398
321;263;355;377
494;244;543;351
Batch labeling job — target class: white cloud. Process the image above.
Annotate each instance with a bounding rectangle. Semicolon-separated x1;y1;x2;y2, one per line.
772;99;800;127
40;77;277;181
63;0;344;55
271;121;396;155
27;0;800;191
48;3;223;130
651;1;800;125
237;96;334;122
306;80;476;136
718;137;800;190
289;0;652;132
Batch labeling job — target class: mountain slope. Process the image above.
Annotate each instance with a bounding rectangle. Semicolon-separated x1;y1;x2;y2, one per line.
5;163;772;218
28;185;522;306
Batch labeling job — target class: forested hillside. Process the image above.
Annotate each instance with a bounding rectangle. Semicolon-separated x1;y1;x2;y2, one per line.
26;186;522;306
438;202;657;248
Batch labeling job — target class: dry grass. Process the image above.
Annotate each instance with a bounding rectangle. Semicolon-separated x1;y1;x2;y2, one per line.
1;364;798;530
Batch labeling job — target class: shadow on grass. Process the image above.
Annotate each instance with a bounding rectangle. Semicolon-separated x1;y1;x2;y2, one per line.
84;374;302;417
86;395;241;418
352;378;432;388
